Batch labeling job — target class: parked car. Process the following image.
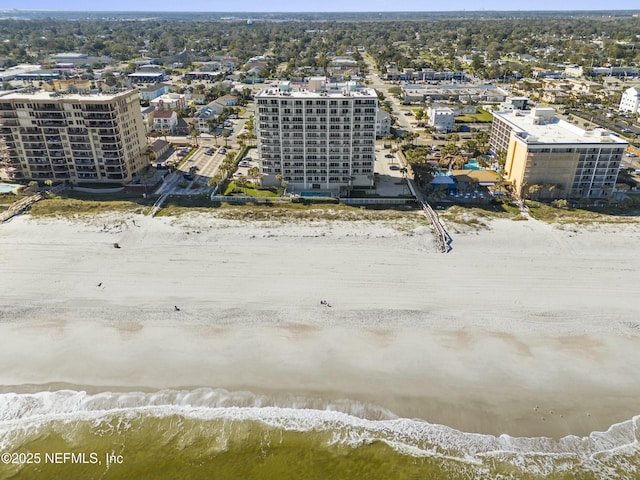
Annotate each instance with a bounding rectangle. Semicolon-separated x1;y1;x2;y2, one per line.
183;173;194;180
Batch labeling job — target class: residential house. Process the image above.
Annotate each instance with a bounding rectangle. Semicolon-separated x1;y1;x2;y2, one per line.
619;86;640;115
428;106;455;132
152;109;178;133
150;92;187;111
376;109;391;138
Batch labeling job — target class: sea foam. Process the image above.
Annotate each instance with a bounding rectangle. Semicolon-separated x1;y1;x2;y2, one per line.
0;388;638;477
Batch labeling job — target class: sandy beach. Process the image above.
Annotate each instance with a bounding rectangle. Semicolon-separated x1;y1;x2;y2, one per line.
1;210;640;440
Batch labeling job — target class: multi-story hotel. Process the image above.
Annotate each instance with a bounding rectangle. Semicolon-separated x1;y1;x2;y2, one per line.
490;108;627;199
255;79;377;191
0;89;147;184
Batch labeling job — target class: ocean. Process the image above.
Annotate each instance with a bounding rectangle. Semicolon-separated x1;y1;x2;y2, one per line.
0;389;638;479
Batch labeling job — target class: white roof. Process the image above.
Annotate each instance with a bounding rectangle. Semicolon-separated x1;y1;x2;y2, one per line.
493;109;627;145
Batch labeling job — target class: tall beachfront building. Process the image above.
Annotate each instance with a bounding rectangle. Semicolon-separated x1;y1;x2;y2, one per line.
0;89;147;184
255;78;377;191
490;108;627;199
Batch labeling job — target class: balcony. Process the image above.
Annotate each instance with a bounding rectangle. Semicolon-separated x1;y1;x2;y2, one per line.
87;121;116;128
37;120;66;127
75;160;95;166
84;112;115;120
83;105;114;112
34;104;64;112
71;144;91;151
35;112;65;120
28;159;50;166
77;173;99;179
98;128;120;136
30;165;53;172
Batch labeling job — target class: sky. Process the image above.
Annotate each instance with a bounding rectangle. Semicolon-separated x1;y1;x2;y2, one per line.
5;0;640;12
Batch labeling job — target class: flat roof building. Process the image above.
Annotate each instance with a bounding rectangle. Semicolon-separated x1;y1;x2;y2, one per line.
0;89;147;184
491;108;627;199
255;81;377;191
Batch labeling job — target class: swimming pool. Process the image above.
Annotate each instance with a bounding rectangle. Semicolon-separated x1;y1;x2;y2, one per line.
0;183;18;194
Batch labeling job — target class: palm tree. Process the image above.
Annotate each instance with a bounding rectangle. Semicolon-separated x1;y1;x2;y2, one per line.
208;172;223;188
527;184;542;201
247;166;262;186
190;128;200;147
235;175;248;194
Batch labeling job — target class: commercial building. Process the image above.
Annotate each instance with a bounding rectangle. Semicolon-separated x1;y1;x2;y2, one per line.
255;79;377;191
402;84;508;104
490;108;627;199
0;89;147;184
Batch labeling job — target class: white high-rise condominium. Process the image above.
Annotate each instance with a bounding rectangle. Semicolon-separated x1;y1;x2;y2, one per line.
255;79;377;191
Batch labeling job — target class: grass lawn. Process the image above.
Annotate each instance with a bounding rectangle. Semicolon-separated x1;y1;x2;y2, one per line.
455;109;494;123
223;181;282;197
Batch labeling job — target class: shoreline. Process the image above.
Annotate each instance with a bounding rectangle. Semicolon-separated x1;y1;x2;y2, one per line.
1;213;640;440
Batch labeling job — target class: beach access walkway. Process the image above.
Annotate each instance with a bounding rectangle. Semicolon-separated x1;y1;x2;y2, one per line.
397;155;451;253
0;184;67;224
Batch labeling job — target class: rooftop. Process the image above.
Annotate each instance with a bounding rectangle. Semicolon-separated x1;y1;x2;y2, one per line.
153;110;175;119
256;86;377;98
0;89;138;102
493;108;627;145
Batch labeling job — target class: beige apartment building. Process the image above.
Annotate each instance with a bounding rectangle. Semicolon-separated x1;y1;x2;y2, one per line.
255;79;377;191
0;89;147;184
490;108;627;199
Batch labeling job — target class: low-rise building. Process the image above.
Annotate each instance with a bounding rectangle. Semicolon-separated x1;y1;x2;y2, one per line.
619;86;640;115
150;92;187;111
152;109;178;133
139;83;171;101
375;109;391;138
427;106;455;132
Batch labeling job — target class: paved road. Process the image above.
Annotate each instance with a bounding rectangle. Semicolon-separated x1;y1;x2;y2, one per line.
363;54;413;132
